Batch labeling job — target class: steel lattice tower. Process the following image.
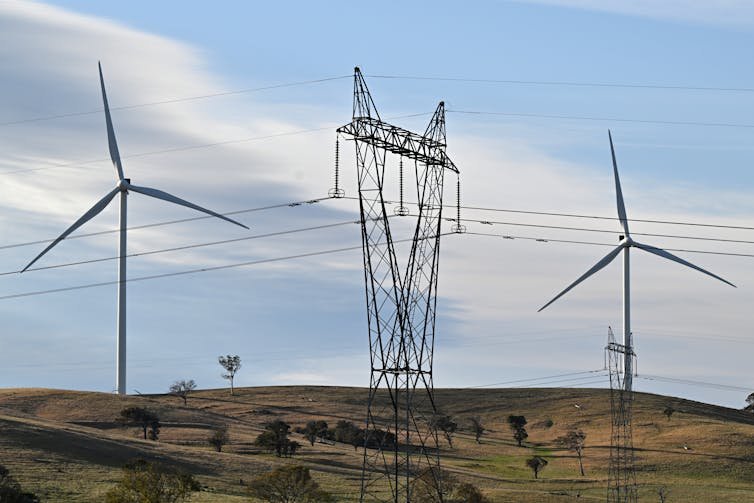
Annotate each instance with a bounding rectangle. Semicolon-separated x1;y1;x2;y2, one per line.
336;67;460;503
605;327;638;503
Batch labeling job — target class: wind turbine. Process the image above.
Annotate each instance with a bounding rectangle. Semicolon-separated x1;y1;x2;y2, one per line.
539;130;735;391
22;62;248;395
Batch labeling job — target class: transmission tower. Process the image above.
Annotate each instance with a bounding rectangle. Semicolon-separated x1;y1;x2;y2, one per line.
335;67;461;503
605;326;638;503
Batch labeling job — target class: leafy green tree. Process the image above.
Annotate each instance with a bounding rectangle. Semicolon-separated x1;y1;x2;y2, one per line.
218;355;241;395
104;459;200;503
525;456;548;479
0;465;40;503
556;428;587;476
507;415;528;447
429;414;458;448
120;407;161;440
254;420;300;457
208;425;230;452
169;379;197;405
248;465;334;503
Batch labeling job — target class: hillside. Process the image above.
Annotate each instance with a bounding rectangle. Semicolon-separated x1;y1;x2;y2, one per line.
0;386;753;502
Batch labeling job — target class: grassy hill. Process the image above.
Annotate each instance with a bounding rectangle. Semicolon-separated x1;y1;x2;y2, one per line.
0;386;753;502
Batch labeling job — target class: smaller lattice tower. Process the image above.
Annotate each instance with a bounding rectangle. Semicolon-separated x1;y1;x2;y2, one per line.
605;326;638;503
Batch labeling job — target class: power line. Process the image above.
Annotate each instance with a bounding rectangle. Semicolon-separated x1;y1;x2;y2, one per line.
367;74;754;94
448;109;754;130
464;230;754;259
342;196;754;232
0;75;351;127
0;113;431;177
636;374;752;393
0;220;359;276
466;369;605;388
0;196;330;251
0;233;450;302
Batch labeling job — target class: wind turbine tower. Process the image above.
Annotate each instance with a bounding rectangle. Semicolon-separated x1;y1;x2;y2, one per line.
22;63;248;395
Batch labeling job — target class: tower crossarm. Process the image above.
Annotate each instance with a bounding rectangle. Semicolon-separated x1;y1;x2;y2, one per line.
338;117;459;173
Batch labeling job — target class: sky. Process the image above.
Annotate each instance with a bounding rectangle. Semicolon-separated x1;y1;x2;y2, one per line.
0;0;753;409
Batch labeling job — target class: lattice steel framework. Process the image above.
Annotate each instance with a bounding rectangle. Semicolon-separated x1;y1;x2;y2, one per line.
336;67;460;503
606;327;638;503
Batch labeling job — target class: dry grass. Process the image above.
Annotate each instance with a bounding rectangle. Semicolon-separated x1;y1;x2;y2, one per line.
0;386;753;502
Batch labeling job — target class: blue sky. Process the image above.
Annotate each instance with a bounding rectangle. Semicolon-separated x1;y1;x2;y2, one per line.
1;0;753;408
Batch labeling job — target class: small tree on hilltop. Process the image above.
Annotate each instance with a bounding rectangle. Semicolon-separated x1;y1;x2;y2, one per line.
507;415;528;447
104;459;199;503
208;425;230;452
248;465;334;503
120;407;160;441
469;416;485;444
745;392;754;412
218;355;242;395
169;379;196;406
526;456;548;479
556;428;587;476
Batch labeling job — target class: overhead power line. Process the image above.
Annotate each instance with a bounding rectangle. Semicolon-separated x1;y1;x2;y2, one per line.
0;75;352;127
368;74;754;94
448;109;754;130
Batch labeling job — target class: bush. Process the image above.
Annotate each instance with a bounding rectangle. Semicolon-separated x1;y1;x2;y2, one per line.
104;459;200;503
0;465;40;503
248;465;334;502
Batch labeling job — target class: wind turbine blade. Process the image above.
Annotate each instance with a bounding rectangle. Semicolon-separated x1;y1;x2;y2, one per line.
99;62;124;181
608;130;630;237
538;245;624;312
633;241;736;288
22;187;120;272
128;184;249;229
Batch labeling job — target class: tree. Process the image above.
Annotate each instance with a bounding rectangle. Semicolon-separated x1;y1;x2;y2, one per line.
507;415;528;447
300;420;329;446
556;428;587;476
208;425;230;452
169;379;197;406
411;468;489;503
104;459;200;503
745;392;754;412
525;456;548;479
0;465;40;503
218;355;242;395
658;486;670;503
333;420;364;450
255;420;300;457
120;407;161;441
248;465;334;503
469;416;485;444
663;405;675;421
430;414;458;448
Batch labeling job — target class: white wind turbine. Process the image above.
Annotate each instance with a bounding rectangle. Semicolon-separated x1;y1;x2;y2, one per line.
22;62;248;395
539;130;735;391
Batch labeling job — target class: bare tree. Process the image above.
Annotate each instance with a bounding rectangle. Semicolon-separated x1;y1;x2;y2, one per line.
169;379;196;406
469;416;485;444
556;428;587;476
658;485;670;503
218;355;242;395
